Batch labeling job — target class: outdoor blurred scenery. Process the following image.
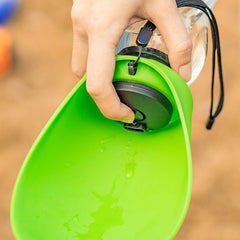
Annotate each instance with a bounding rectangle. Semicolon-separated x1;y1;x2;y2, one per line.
0;0;240;239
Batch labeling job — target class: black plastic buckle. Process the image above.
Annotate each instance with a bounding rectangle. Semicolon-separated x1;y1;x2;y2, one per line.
124;121;147;132
128;61;138;75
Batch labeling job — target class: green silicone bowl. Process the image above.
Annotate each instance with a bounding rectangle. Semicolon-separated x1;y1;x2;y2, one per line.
11;55;193;240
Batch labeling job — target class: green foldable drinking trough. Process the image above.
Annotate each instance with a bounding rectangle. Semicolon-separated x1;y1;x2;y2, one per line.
11;55;193;240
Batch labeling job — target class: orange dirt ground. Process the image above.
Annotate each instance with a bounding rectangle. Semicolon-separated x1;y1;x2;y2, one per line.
0;0;240;239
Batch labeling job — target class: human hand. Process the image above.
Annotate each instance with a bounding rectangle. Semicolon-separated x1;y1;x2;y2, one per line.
71;0;192;123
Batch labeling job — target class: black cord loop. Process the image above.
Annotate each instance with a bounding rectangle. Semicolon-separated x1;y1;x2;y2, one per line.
128;45;142;75
134;0;224;129
176;0;224;130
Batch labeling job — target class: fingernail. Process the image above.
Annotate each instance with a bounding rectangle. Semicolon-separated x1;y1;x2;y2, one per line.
179;63;192;82
120;117;135;124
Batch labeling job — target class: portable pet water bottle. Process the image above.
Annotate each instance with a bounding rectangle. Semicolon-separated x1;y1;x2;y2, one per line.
10;2;224;239
116;0;217;85
115;0;223;131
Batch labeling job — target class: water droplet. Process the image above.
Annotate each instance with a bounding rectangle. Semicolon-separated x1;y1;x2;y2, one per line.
99;136;114;153
125;162;136;179
126;171;133;179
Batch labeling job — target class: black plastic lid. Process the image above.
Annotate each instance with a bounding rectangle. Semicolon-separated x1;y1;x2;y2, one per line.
114;81;173;131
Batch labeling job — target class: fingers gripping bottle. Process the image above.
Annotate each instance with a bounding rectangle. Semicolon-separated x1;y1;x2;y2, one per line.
116;0;224;130
116;0;217;86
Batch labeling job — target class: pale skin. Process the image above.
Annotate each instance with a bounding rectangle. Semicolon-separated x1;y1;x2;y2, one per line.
71;0;192;123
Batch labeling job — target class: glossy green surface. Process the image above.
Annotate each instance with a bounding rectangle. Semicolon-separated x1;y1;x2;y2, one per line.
11;56;193;240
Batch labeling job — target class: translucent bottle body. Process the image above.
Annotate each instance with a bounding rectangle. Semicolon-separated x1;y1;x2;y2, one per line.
116;0;217;85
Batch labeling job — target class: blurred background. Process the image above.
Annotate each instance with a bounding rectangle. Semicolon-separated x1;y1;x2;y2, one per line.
0;0;239;239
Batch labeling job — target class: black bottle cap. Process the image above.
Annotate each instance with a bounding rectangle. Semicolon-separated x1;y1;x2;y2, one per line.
114;81;173;131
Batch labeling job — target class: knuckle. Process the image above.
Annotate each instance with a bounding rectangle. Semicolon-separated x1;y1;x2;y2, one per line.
88;15;122;38
88;17;109;34
174;37;193;55
72;64;81;78
71;7;79;23
86;81;102;98
170;37;193;66
71;2;85;24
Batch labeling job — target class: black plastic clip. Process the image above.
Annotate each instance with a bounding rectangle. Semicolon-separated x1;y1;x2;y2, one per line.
128;60;138;75
124;121;147;132
128;21;156;76
128;45;142;75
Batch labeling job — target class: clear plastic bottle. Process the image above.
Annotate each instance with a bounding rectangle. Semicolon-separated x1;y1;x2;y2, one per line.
116;0;217;85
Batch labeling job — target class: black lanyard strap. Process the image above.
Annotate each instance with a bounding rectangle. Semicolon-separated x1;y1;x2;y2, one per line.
136;0;224;130
177;0;224;129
